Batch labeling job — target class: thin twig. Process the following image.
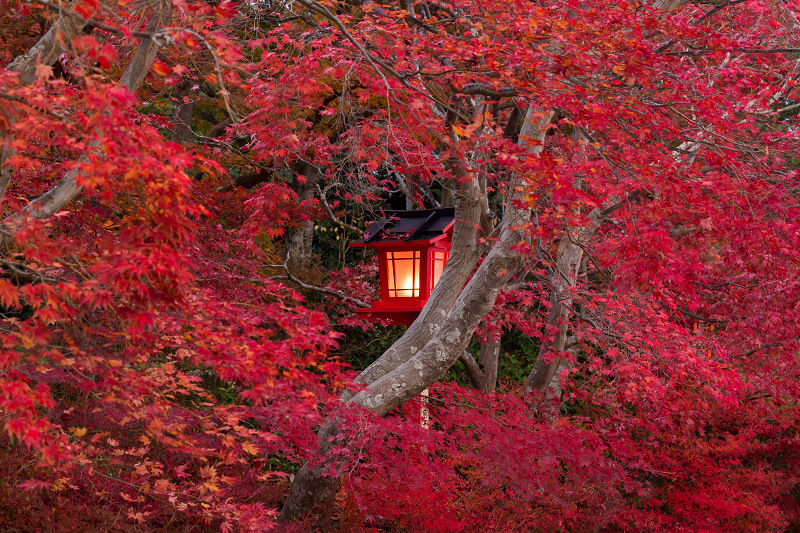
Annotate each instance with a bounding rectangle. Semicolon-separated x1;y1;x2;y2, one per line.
28;0;239;121
270;264;369;308
315;184;362;233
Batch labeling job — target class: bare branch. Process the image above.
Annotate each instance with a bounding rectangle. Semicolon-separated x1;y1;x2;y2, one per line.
459;83;518;98
0;258;56;284
0;3;172;241
664;47;800;57
315;184;362;234
670;226;699;236
392;172;416;209
458;351;486;390
206;117;232;139
270;264;369;308
676;306;722;324
742;342;781;356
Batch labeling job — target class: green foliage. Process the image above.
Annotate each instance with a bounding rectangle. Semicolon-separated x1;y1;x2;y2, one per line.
445;329;541;387
335;325;407;372
498;330;541;384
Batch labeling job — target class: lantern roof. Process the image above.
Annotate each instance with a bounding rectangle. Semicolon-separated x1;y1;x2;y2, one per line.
350;207;455;247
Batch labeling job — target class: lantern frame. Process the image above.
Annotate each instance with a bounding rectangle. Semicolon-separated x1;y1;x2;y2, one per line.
349;207;455;326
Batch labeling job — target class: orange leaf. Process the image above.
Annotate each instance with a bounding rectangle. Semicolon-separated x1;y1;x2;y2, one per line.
152;61;171;77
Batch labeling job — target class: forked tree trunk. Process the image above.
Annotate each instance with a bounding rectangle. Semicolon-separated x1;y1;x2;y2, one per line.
277;173;484;524
278;107;552;525
280;203;525;525
0;4;172;244
460;339;500;392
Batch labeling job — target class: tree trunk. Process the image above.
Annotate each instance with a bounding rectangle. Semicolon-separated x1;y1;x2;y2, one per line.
285;164;320;277
278;170;485;525
478;339;500;392
280;209;525;524
0;11;90;199
524;0;685;394
279;107;552;525
460;339;500;392
7;11;87;85
344;175;485;390
170;79;197;144
524;229;587;393
524;206;616;393
0;4;172;246
275;422;342;529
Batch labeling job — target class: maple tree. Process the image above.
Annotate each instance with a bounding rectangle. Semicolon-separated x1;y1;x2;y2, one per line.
1;0;800;531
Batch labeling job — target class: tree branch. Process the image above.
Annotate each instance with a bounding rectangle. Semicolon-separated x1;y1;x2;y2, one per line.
0;258;56;285
315;184;362;233
742;342;781;356
459;83;518;98
8;3;88;84
270;264;369;308
458;351;486;390
206;117;232;139
664;47;800;56
0;3;172;243
676;306;721;324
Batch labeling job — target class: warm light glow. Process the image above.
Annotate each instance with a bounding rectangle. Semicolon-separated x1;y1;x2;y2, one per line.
387;250;420;298
430;251;448;292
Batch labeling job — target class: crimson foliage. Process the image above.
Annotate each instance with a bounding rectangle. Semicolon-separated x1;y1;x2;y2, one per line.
1;0;800;531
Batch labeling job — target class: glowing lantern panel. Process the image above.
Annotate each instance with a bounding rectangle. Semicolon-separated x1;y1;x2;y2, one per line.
386;250;421;298
430;250;448;293
349;207;455;326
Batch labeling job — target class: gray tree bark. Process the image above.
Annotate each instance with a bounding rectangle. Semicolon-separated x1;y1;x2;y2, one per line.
0;4;172;247
524;205;622;393
7;10;87;85
478;340;500;392
460;339;500;392
0;10;90;199
523;185;675;395
285;163;321;277
278;107;551;525
524;0;688;393
524;224;592;393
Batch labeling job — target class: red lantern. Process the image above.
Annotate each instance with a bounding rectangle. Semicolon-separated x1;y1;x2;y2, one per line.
349;207;454;326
